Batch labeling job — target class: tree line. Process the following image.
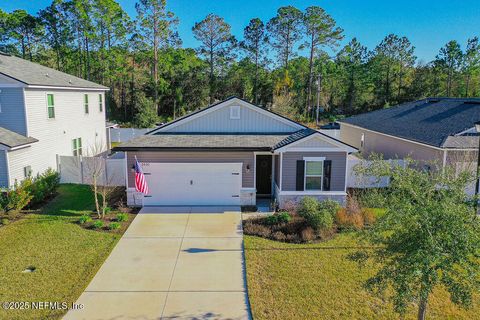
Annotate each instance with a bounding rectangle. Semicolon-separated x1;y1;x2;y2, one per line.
1;1;479;127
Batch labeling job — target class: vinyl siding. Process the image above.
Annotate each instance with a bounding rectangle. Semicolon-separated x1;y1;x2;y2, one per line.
281;152;347;192
12;89;107;183
0;150;8;188
165;100;299;133
127;151;255;189
7;146;31;185
340;123;443;163
0;87;27;135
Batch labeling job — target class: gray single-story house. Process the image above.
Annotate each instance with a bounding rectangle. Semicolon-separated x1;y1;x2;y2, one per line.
114;97;357;208
339;98;480;169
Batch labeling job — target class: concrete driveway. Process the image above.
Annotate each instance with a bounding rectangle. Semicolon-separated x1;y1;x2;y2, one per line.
64;207;250;320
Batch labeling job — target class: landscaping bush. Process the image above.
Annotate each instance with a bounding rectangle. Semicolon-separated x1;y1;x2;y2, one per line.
1;218;9;225
361;208;377;226
79;214;92;224
92;220;104;229
0;179;33;215
298;197;335;231
116;213;128;222
26;169;60;208
243;220;272;238
265;212;292;225
272;231;287;242
108;222;121;230
335;208;364;230
301;227;315;242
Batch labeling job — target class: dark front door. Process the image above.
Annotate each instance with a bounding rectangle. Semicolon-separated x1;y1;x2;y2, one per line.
256;155;272;197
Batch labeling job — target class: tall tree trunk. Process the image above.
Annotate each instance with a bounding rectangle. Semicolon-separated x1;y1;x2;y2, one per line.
306;33;315;117
417;295;428;320
209;44;214;104
465;74;471;97
254;50;259;104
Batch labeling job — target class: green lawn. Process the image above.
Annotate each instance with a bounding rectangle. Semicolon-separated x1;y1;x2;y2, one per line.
244;234;479;320
0;184;127;320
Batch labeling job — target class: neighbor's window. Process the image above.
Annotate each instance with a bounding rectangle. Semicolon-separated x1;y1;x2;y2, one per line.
72;138;82;156
98;94;103;112
305;159;323;190
47;94;55;118
24;166;32;178
84;94;89;114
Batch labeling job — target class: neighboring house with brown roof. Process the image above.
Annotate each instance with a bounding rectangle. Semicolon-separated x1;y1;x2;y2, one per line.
0;52;109;188
114;97;357;208
339;98;480;169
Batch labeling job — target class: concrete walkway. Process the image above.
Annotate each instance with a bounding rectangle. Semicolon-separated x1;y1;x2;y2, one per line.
64;207;250;320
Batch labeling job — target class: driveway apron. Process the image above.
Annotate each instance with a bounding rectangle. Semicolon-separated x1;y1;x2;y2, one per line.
64;206;250;320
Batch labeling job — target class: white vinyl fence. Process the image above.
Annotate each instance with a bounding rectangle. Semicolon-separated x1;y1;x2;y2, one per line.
347;155;405;188
59;152;125;186
109;128;155;143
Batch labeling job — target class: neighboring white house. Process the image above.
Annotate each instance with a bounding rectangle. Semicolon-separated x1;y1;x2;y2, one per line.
0;52;109;188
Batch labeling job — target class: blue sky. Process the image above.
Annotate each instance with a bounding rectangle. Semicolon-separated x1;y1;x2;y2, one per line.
3;0;480;62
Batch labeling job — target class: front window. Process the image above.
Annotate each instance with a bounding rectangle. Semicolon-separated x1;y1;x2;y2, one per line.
72;138;82;156
47;94;55;118
84;94;89;114
98;94;103;112
305;159;323;190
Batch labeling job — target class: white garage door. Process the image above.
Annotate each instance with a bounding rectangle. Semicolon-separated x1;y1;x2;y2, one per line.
142;163;242;206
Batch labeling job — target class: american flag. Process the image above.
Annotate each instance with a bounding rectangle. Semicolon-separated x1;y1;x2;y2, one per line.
134;158;149;195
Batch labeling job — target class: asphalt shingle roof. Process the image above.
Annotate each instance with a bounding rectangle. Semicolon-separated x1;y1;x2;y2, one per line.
116;134;291;150
0;52;108;89
0;127;38;148
340;98;480;147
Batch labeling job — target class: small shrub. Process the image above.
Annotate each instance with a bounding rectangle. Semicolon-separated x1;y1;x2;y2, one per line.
0;179;33;215
103;206;112;215
265;212;292;225
361;208;377;226
108;222;121;230
79;214;92;224
26;169;60;208
116;213;128;222
1;218;9;225
335;208;364;230
272;231;287;242
301;227;315;242
243;221;272;238
282;200;298;215
92;220;104;229
298;197;334;231
276;211;292;223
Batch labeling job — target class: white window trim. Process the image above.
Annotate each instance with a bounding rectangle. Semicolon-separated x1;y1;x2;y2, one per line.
99;93;103;112
46;92;55;119
303;157;325;191
230;105;240;119
84;94;89;114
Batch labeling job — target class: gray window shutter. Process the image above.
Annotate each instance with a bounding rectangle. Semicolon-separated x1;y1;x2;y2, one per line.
323;160;332;191
296;160;305;191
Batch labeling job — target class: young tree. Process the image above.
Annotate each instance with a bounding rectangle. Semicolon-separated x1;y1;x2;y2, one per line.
192;13;235;104
336;38;369;113
39;1;74;71
136;0;179;112
371;34;415;106
4;9;44;60
267;6;303;71
354;158;480;320
462;37;480;97
302;6;343;114
240;18;268;104
435;40;463;96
